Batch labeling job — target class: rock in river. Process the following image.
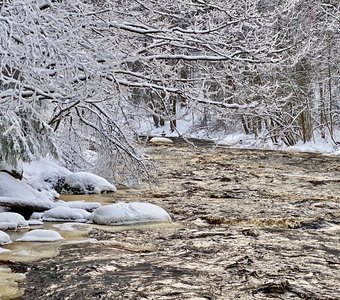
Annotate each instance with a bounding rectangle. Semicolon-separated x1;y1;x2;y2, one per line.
89;202;172;225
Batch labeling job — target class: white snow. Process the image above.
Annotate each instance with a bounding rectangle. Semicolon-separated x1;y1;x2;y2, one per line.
0;212;29;230
23;158;72;200
54;200;101;211
0;222;17;230
0;172;54;208
62;172;116;194
42;207;91;222
16;229;63;242
285;138;336;153
0;230;11;245
149;137;173;144
30;212;44;220
23;158;116;196
139;112;340;156
89;202;172;225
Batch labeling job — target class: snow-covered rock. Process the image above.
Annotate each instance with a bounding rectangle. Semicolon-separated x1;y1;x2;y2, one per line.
42;207;91;222
0;230;11;245
23;158;72;196
0;212;29;230
61;172;116;194
149;137;174;144
16;229;63;242
0;172;54;208
30;212;44;220
54;200;101;212
89;202;172;225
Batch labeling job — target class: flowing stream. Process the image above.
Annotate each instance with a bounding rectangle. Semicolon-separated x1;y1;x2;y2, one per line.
1;143;340;299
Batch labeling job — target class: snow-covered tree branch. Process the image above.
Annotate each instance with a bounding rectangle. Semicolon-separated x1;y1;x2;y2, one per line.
1;0;339;182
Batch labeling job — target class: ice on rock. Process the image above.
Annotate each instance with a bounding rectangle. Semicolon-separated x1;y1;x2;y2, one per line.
0;230;11;245
16;229;63;242
0;212;29;230
89;202;172;225
42;207;91;222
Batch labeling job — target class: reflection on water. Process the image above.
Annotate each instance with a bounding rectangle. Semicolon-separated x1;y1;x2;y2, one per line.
58;192;118;205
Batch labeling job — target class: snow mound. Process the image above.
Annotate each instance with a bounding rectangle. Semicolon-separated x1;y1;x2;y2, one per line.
17;229;63;242
23;158;72;194
0;212;29;230
43;207;90;222
0;230;11;245
0;172;54;208
62;172;117;194
89;202;172;225
54;200;101;212
30;212;43;220
149;137;174;144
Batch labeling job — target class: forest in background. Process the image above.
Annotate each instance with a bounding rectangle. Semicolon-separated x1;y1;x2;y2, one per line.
0;0;339;183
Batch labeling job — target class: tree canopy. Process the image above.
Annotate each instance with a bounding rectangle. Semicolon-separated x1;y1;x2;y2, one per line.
1;0;339;182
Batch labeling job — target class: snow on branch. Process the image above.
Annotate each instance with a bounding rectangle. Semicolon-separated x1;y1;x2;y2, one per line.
197;99;258;110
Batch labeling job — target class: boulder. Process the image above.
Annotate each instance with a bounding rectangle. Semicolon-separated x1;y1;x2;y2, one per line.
149;137;174;145
89;202;171;225
61;172;116;194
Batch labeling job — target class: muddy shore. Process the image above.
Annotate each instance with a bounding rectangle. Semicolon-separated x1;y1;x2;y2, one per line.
13;144;340;299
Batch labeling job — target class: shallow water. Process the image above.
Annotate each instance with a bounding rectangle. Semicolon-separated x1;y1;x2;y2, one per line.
0;192;178;299
2;144;340;299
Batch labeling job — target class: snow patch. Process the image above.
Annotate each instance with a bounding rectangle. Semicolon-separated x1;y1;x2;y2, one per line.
0;212;29;230
62;172;116;194
30;212;43;220
149;137;174;144
89;202;172;225
54;200;101;211
42;207;90;222
0;230;11;245
0;172;54;208
16;229;63;242
23;158;72;199
285;138;336;153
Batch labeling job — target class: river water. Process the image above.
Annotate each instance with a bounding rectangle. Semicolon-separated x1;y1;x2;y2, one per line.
1;143;340;299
